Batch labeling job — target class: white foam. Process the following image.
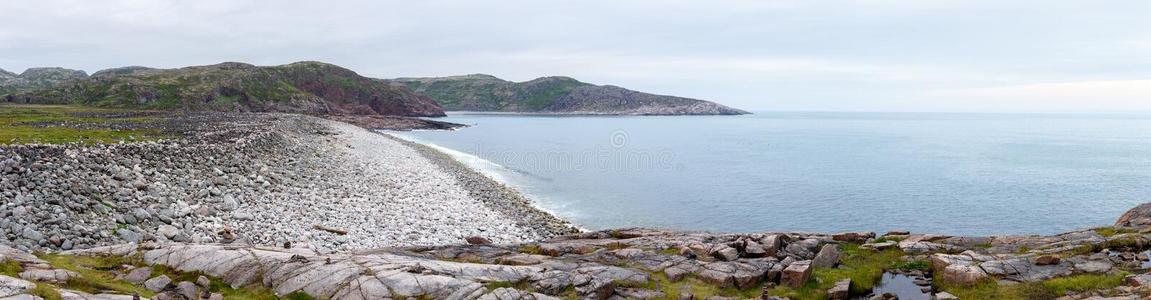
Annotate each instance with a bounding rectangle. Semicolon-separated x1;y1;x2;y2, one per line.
384;132;584;227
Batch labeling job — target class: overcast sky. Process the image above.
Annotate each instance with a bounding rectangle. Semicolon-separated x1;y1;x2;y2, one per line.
1;0;1148;112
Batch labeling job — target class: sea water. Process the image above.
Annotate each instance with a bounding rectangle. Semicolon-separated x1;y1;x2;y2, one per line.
391;112;1151;236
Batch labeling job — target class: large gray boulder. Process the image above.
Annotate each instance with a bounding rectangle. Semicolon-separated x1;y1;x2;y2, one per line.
1116;202;1151;227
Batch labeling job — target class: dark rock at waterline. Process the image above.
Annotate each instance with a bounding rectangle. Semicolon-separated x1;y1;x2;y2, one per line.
1116;202;1151;227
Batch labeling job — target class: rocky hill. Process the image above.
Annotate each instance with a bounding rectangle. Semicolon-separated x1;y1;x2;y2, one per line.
2;62;445;117
0;67;88;96
393;74;749;115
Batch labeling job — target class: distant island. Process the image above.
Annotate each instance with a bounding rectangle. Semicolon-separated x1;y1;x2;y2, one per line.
392;74;750;115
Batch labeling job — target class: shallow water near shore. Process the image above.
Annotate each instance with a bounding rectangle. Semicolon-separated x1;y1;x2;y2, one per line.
391;111;1151;236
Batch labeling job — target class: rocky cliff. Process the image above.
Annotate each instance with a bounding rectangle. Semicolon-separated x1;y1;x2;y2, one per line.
3;62;446;117
393;74;749;115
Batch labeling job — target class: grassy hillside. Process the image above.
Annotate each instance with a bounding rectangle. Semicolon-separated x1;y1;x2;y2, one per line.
393;74;748;115
3;62;445;117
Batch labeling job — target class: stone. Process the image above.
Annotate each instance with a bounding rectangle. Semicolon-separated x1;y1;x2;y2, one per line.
710;245;739;261
1070;256;1113;273
1035;255;1060;265
664;267;692;282
0;275;36;297
176;281;198;300
760;234;785;257
940;264;988;286
1116;203;1151;227
144;275;172;292
781;260;813;288
697;262;768;289
861;241;897;250
576;278;614;300
930;253;975;271
1126;274;1151;287
827;279;850;299
465;236;491;245
812;244;841;268
122;267;152;284
18;268;78;283
615;288;666;299
157;225;180;239
196;275;212;289
742;241;767;258
935;291;960;300
832;231;874;243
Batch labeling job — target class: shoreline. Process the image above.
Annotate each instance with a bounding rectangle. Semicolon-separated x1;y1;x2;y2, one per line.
379;131;580;238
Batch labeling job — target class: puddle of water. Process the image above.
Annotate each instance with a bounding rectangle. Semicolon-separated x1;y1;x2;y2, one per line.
857;272;933;300
1104;250;1151;269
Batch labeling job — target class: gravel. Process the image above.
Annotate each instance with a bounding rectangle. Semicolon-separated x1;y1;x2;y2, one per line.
0;112;574;253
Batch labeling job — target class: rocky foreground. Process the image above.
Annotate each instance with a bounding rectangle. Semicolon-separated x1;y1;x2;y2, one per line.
7;211;1151;299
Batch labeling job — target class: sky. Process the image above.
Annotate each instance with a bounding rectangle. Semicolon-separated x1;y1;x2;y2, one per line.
0;0;1148;112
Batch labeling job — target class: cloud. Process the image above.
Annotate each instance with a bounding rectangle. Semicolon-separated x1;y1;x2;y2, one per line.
927;80;1151;111
0;0;1149;111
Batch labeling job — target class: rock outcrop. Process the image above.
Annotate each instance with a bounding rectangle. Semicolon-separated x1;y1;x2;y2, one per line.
392;74;749;115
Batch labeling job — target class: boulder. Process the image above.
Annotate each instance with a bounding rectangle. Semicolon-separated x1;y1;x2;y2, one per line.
157;225;180;239
1126;274;1151;287
832;232;875;243
760;234;786;257
465;236;491;245
931;253;976;271
0;275;36;298
710;245;740;261
861;241;897;250
176;281;198;300
940;265;988;286
781;260;813;288
827;279;850;299
1034;255;1060;265
935;292;960;300
144;275;172;292
811;244;841;268
18;268;79;283
121;267;152;284
1116;202;1151;227
696;262;768;289
742;241;767;258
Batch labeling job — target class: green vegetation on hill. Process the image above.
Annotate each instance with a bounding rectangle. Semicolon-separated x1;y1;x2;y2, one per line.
395;74;589;111
392;74;748;115
2;61;445;117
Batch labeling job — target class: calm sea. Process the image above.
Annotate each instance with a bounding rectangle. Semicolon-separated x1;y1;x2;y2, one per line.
390;112;1151;236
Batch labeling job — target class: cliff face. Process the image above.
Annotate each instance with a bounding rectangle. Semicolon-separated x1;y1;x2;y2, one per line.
393;74;749;115
3;62;445;117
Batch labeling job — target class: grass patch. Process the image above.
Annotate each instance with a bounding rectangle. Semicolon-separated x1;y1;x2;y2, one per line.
1093;227;1137;238
518;245;542;255
0;104;168;144
872;236;905;244
485;280;533;291
939;273;1128;300
0;259;23;277
30;284;63;300
39;254;153;296
638;273;763;299
770;245;906;299
39;253;288;300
